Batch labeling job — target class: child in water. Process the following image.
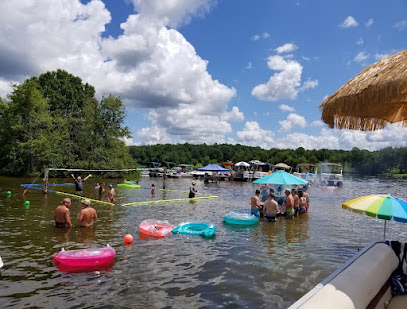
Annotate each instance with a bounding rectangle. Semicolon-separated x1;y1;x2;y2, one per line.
151;184;155;196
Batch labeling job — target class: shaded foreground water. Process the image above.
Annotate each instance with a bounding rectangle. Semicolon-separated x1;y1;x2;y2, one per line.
0;175;406;308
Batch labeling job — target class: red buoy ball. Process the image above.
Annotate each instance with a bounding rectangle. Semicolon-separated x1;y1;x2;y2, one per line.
124;234;133;245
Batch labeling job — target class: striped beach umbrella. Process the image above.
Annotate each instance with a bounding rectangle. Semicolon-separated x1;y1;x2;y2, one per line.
342;194;407;239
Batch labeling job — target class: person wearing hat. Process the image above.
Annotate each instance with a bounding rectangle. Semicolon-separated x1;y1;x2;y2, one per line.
77;199;97;227
189;181;197;198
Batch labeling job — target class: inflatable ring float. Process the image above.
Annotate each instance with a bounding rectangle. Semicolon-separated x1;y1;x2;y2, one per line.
172;222;216;237
53;244;116;267
224;211;259;225
139;219;175;237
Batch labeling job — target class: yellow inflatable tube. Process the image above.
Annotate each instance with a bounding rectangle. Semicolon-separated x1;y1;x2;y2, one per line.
117;184;141;189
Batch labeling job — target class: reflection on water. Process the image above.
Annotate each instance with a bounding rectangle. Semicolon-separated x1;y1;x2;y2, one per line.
0;175;406;308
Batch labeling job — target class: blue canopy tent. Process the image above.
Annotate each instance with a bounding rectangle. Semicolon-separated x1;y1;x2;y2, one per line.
253;170;308;185
197;164;229;172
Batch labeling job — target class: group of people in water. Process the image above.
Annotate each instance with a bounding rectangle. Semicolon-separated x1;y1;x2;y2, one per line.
54;174;117;228
54;197;97;228
251;184;310;222
71;174;116;202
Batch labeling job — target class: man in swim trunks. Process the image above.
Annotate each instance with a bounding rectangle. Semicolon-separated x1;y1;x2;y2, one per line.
71;173;92;194
263;193;280;222
291;189;300;216
77;199;97;227
54;198;72;228
283;189;294;218
250;190;261;217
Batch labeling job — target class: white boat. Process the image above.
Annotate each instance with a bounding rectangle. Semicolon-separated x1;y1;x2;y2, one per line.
230;161;250;181
248;160;274;180
168;164;193;178
319;163;343;186
293;163;318;183
139;168;150;177
289;240;405;309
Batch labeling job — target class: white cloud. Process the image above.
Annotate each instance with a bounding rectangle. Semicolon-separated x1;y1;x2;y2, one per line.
275;43;297;54
233;122;407;151
279;113;307;132
236;121;274;148
339;16;359;28
365;18;373;27
251;32;270;41
122;137;140;146
279;104;295;112
310;120;324;127
221;106;244;122
354;51;369;62
299;79;318;91
246;62;253;69
252;55;305;101
130;0;216;28
356;38;364;45
375;53;390;61
0;79;13;99
394;20;407;31
138;125;172;145
274;129;340;150
0;0;239;145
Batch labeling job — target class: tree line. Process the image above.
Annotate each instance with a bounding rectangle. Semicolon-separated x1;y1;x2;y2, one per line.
1;69;405;177
0;69;134;176
128;144;407;176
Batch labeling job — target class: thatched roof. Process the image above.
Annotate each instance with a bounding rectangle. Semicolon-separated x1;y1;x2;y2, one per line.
320;50;407;130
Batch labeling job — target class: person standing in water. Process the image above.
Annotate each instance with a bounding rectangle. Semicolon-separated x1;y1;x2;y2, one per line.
151;184;155;196
107;184;115;203
298;190;307;214
263;193;280;222
99;182;105;195
302;186;310;212
189;181;197;198
78;199;97;227
54;198;72;228
283;189;294;218
71;173;92;194
260;184;270;203
250;190;261;217
291;189;300;216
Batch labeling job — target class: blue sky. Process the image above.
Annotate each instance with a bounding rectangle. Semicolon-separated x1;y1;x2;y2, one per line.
0;0;406;150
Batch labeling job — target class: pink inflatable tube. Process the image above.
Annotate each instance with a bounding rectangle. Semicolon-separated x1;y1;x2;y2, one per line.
53;244;116;267
139;219;175;238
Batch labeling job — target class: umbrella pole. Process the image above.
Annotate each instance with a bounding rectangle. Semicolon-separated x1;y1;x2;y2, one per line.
383;220;387;240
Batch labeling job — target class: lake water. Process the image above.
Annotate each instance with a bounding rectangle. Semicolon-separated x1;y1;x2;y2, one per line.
0;175;406;308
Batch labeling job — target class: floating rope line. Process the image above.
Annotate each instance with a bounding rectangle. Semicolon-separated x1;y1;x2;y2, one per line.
21;183;113;205
22;171;44;194
158;189;214;196
122;195;218;207
53;190;115;206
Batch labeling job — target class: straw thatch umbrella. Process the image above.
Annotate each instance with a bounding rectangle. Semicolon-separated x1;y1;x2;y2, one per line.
320;50;407;131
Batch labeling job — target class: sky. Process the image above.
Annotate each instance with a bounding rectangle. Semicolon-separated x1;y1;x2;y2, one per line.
0;0;406;151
